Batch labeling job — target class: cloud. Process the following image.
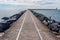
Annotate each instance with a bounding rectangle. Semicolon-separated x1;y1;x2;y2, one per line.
0;0;60;9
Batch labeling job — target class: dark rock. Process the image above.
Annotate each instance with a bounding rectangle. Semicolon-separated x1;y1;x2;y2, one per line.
2;17;9;20
10;14;21;21
48;22;60;33
0;22;10;32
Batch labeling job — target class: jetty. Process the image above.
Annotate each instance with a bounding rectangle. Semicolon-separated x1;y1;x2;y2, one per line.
0;10;59;40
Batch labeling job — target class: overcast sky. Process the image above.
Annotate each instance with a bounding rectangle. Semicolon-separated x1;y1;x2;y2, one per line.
0;0;60;9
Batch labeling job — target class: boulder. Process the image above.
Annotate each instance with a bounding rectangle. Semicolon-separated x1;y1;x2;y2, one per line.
2;17;9;20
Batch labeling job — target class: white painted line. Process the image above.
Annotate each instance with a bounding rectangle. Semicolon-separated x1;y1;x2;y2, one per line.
16;13;27;40
30;13;43;40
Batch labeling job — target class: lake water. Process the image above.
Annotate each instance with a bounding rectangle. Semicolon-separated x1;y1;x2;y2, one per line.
32;9;60;22
0;8;25;18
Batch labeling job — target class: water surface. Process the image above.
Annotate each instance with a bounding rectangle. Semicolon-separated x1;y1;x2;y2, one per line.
32;9;60;22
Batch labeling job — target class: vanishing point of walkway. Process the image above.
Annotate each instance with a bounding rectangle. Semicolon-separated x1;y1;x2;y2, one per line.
0;10;58;40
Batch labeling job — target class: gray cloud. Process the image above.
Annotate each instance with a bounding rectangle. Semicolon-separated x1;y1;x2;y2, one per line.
0;0;60;9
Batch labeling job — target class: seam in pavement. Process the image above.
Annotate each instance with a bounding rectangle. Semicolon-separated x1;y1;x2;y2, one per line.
16;13;27;40
30;13;43;40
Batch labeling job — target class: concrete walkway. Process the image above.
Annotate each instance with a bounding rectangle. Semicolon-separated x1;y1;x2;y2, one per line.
0;10;59;40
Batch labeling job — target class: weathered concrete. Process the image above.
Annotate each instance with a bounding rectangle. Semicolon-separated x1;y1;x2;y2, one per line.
0;10;59;40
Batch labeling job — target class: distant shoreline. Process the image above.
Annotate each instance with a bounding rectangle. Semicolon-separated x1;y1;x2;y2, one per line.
29;9;59;10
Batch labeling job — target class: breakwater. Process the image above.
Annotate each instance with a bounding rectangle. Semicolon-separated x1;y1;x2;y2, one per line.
0;10;26;32
30;10;60;34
